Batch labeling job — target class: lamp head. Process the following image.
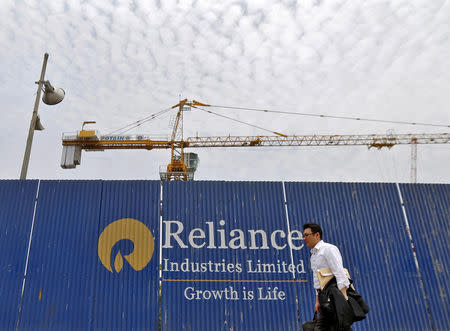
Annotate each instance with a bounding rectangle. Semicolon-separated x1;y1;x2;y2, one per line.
42;81;65;105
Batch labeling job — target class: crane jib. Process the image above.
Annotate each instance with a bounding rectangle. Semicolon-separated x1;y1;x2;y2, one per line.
60;125;449;179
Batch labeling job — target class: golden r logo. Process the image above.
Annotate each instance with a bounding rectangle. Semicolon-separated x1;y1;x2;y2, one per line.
98;218;154;273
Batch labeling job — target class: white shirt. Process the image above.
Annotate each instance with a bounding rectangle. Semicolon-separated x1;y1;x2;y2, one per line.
310;240;350;293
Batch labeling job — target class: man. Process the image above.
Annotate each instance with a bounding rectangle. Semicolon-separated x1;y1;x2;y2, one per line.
303;223;351;331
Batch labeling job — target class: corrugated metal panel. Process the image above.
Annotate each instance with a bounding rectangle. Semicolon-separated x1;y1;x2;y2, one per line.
161;181;301;331
17;180;103;330
285;182;432;331
4;180;447;330
400;183;450;330
16;180;161;330
90;180;160;330
0;180;38;330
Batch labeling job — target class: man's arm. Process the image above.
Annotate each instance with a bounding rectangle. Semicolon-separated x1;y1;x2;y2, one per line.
315;295;320;312
325;245;350;296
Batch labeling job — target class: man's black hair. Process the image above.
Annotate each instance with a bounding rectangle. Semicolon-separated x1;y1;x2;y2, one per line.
303;223;323;239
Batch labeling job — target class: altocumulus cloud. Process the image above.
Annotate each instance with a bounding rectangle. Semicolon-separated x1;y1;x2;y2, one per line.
0;0;448;182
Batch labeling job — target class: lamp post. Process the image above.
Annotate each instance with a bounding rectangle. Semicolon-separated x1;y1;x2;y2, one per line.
20;53;65;180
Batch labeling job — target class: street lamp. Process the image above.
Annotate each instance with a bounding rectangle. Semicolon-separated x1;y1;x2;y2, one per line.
19;53;65;180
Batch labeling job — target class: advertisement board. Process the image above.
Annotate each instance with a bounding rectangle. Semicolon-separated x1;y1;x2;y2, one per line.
161;181;303;330
1;180;447;330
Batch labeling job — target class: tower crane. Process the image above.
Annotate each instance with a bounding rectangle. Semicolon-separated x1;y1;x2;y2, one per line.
61;99;450;181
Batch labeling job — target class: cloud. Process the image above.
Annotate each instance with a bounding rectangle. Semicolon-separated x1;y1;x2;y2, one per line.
0;0;448;182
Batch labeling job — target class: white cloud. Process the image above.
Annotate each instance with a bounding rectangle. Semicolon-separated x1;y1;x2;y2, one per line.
0;0;448;182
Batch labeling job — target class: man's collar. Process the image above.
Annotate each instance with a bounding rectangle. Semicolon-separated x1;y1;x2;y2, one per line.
311;240;324;253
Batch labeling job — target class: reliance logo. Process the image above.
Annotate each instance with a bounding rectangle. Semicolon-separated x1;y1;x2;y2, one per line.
98;218;154;273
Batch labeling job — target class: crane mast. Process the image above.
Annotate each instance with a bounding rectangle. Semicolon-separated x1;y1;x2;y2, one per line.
165;99;187;180
163;99;210;180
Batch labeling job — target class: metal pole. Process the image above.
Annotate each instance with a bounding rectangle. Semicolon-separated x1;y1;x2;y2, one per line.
410;138;417;183
20;53;49;180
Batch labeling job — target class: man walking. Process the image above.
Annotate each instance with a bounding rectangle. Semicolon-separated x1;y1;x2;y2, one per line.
303;223;351;331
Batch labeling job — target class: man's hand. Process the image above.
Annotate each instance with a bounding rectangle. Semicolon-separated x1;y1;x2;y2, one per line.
315;302;321;313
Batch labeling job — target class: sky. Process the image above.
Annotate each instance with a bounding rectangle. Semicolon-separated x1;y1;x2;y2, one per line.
1;0;449;183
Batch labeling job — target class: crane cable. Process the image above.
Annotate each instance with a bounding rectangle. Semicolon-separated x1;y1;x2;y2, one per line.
105;101;449;137
208;105;450;128
106;107;173;135
194;106;287;137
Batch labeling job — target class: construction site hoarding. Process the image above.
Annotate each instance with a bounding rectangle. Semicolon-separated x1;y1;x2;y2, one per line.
285;182;433;330
161;181;302;330
0;180;38;330
90;180;161;330
0;180;448;330
12;180;161;331
17;180;103;330
399;183;450;330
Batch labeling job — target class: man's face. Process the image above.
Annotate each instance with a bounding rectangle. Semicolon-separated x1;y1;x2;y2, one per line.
303;228;321;248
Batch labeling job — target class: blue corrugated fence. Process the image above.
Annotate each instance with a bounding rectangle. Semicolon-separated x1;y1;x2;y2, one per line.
0;180;447;330
285;182;432;330
161;181;301;330
0;180;38;330
399;184;450;330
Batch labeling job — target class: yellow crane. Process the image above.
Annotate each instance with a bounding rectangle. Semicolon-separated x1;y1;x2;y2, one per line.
61;99;450;181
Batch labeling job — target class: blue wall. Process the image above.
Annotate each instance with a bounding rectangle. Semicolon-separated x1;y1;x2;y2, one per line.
0;180;448;330
0;180;38;330
161;181;301;330
399;184;450;331
285;182;431;330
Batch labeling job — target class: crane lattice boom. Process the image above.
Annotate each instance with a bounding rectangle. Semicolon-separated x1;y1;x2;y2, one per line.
62;132;449;150
184;133;449;148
